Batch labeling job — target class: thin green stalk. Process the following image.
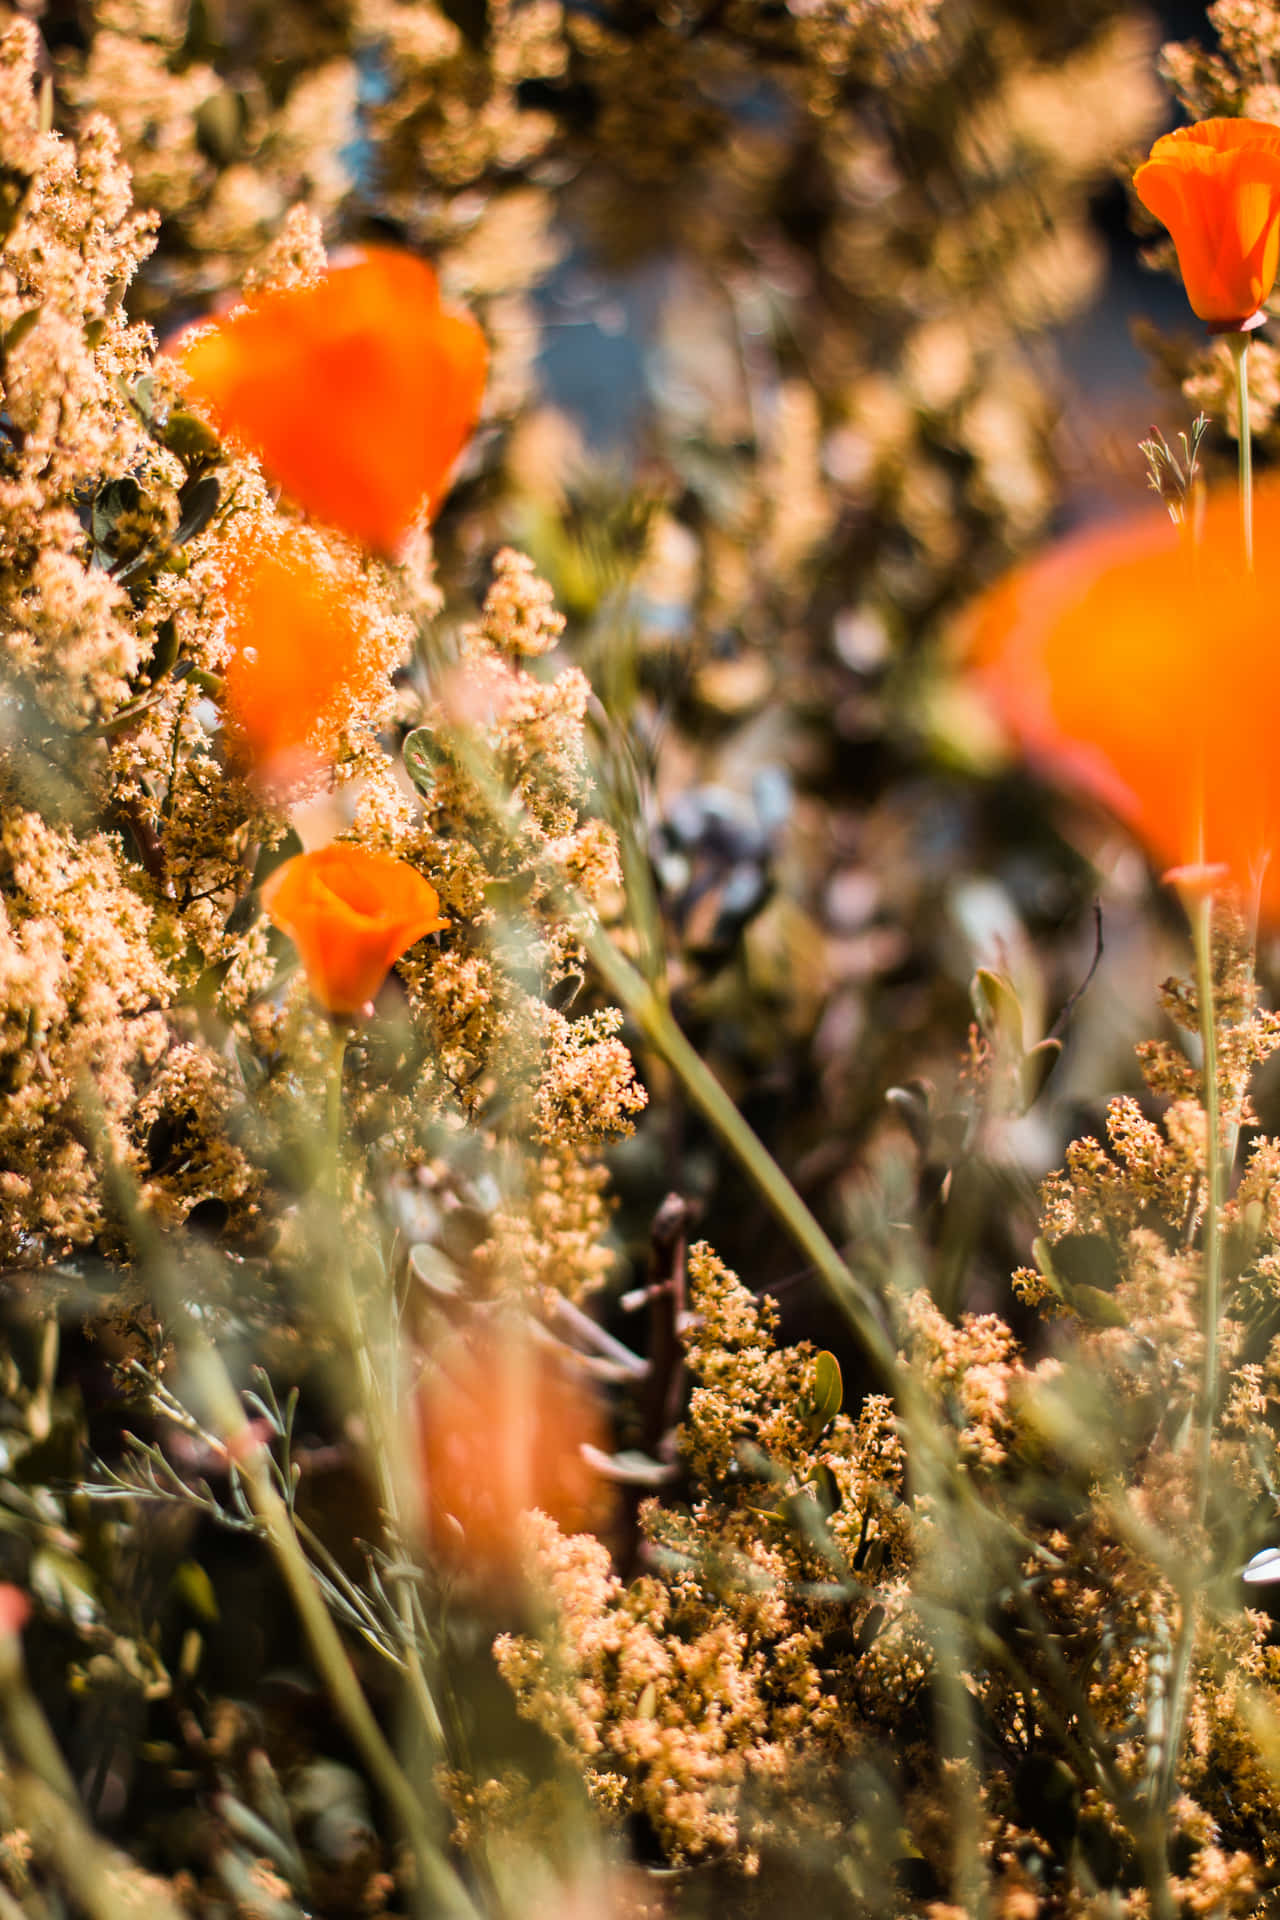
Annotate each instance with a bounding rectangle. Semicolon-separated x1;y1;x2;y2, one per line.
578;919;901;1388
1230;332;1254;569
1159;893;1224;1814
323;1023;449;1758
1192;892;1224;1534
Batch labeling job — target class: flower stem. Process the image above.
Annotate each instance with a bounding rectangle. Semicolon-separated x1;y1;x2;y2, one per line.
1160;892;1224;1813
1192;891;1223;1526
323;1022;449;1758
1230;332;1254;569
579;919;901;1388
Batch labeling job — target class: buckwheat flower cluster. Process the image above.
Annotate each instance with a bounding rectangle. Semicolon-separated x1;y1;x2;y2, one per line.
900;1290;1044;1471
0;25;158;729
129;1032;258;1236
496;1244;921;1865
0;810;170;1261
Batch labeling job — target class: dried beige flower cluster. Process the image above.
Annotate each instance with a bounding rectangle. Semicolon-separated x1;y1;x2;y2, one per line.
496;1244;921;1867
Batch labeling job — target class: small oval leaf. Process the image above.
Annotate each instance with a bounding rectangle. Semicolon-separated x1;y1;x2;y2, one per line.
1066;1283;1128;1330
971;967;1025;1054
403;725;440;798
3;305;41;356
812;1349;843;1428
174;472;220;546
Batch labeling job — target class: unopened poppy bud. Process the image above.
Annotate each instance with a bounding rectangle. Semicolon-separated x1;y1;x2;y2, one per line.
1133;119;1280;331
263;844;448;1017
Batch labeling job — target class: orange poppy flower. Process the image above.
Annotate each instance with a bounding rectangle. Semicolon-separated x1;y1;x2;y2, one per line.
262;843;448;1015
418;1325;610;1590
967;474;1280;919
177;248;487;553
1133;118;1280;329
218;521;388;784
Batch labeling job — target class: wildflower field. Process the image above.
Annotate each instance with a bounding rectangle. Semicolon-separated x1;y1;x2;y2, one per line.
13;0;1280;1914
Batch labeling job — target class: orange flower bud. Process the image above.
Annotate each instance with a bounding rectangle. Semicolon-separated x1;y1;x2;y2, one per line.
218;521;387;785
1133;118;1280;330
418;1326;611;1590
177;248;487;553
262;843;448;1015
967;475;1280;919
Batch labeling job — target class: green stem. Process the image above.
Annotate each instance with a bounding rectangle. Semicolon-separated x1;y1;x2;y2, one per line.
323;1023;448;1757
579;920;901;1389
1192;892;1223;1529
1160;894;1223;1814
1231;332;1254;570
325;1018;347;1165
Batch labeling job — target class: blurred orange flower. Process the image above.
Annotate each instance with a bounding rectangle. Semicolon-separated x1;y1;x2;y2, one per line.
178;248;487;553
419;1326;610;1589
968;475;1280;918
1133;118;1280;329
262;843;448;1016
219;521;385;785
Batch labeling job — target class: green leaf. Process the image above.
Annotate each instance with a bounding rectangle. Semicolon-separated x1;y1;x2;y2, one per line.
92;475;140;547
252;828;304;889
403;725;441;798
812;1349;843;1428
115;372;156;423
173;1558;220;1623
146;615;180;682
408;1242;464;1297
2;305;40;356
1066;1283;1128;1330
971;967;1024;1054
1031;1236;1068;1305
30;1546;99;1626
1019;1035;1062;1111
194;89;245;166
1034;1237;1126;1326
483;869;537;915
173;472;220;546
